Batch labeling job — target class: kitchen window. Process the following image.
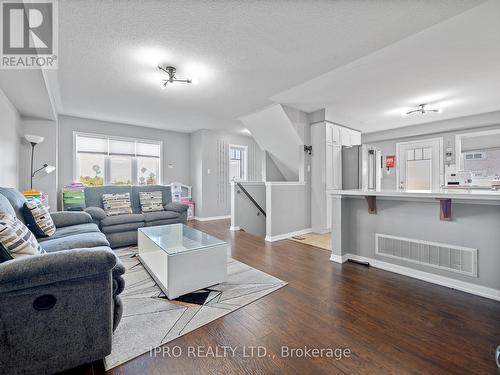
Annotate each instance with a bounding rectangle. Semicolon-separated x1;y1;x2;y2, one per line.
75;133;161;186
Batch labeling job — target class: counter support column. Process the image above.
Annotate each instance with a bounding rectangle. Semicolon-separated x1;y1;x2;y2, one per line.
330;194;347;263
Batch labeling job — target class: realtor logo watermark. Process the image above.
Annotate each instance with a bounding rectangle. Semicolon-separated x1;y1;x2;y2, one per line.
1;0;58;69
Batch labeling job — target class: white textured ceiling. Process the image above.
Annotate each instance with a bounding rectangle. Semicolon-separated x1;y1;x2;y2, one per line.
48;0;486;133
272;0;500;133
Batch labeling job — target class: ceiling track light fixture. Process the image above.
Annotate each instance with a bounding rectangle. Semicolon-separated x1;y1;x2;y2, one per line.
405;103;441;116
158;65;191;88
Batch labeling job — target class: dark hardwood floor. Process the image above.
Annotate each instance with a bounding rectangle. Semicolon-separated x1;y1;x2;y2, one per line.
66;219;500;375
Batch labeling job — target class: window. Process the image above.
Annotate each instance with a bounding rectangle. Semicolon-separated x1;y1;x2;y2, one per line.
464;151;485;161
110;156;132;185
75;133;161;186
229;145;247;181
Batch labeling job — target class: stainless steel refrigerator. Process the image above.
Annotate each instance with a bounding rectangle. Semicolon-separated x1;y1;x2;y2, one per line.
342;145;382;190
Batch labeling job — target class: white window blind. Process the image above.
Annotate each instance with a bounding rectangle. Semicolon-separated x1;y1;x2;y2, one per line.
136;141;160;158
76;134;161;158
76;135;107;154
109;139;135;156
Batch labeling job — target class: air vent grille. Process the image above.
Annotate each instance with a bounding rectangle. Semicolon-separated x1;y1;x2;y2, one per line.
376;234;477;277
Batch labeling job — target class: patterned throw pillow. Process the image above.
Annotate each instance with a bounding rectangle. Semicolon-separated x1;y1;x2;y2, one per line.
102;193;133;216
139;191;163;213
0;213;45;262
23;199;56;237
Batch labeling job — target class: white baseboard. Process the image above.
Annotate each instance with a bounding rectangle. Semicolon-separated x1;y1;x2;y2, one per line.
265;228;312;242
330;254;349;263
333;254;500;301
229;226;240;231
193;215;231;222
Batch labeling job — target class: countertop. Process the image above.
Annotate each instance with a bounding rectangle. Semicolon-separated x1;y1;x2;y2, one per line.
328;188;500;201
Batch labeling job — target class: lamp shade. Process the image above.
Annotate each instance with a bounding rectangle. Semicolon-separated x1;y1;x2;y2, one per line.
44;165;56;174
25;134;45;144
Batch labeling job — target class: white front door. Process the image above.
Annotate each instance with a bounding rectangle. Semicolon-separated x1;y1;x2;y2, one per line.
397;138;443;191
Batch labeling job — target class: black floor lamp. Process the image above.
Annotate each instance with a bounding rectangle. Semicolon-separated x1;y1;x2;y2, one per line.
25;134;56;191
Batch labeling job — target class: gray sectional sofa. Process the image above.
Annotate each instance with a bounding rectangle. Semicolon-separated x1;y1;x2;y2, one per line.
0;187;125;375
84;184;188;248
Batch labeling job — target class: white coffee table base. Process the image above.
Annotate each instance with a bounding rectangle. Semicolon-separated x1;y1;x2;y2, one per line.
138;230;228;300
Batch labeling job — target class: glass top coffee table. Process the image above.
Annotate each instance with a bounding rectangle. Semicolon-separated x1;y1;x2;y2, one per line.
138;224;228;300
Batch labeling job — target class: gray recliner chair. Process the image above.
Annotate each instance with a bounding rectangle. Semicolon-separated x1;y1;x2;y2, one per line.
0;187;125;375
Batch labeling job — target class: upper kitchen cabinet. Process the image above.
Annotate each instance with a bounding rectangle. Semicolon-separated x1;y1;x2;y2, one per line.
325;122;360;147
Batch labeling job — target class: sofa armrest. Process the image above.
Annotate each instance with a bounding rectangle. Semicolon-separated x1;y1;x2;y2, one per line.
0;248;120;373
50;211;93;228
164;202;189;213
84;206;107;221
0;248;116;294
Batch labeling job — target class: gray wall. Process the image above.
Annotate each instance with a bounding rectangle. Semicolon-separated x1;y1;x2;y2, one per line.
266;183;310;237
264;152;286;181
20;119;58;210
191;129;263;218
265;106;312;238
363;116;500;190
0;89;20;188
340;196;500;290
58;115;191;209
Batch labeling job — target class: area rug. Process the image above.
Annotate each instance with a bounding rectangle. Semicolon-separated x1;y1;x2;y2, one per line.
104;247;287;370
289;232;331;251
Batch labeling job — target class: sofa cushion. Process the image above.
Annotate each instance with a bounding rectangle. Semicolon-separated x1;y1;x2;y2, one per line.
101;213;145;226
131;185;172;214
143;210;180;222
0;213;44;262
139;191;163;213
37;223;100;242
40;232;109;253
23;199;56;237
0;193;16;217
101;222;144;234
0;188;28;223
102;193;133;216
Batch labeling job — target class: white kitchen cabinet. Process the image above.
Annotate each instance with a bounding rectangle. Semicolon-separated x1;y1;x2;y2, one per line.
350;128;361;145
340;127;350;147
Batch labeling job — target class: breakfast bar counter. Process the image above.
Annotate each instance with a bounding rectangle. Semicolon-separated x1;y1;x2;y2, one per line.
329;189;500;300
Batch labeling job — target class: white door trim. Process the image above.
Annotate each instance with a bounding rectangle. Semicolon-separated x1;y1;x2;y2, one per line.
396;137;444;190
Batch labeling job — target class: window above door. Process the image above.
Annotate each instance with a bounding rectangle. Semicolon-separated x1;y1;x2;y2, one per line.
229;144;248;181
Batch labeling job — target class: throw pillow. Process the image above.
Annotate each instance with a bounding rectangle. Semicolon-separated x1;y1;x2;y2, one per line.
23;199;56;237
102;192;133;217
0;213;44;262
139;191;163;213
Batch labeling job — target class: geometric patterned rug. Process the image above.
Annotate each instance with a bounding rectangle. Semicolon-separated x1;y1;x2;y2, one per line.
104;247;287;370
